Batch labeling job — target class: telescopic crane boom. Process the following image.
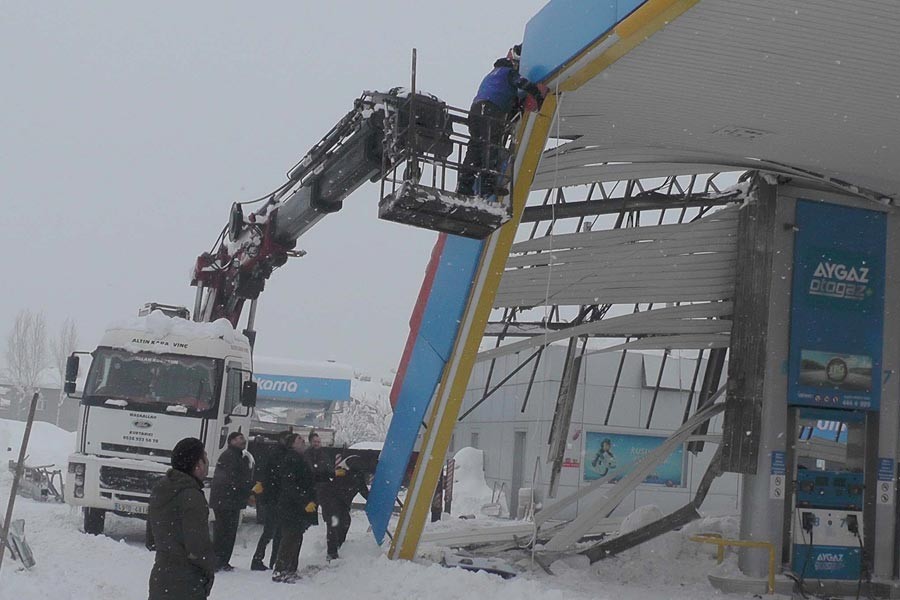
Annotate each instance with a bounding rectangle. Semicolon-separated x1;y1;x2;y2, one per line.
190;88;512;339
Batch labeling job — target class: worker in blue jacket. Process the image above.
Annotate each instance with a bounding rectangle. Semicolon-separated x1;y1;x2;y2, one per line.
456;44;546;198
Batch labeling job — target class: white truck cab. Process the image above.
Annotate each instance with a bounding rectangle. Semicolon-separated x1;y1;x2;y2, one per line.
64;307;257;534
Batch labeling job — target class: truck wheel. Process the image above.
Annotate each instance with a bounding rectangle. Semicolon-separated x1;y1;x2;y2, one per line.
83;507;106;535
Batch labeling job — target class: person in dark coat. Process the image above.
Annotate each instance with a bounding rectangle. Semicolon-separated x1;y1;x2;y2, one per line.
272;434;319;583
147;437;215;600
250;432;290;570
209;431;252;571
305;431;333;487
317;454;370;560
456;44;546;198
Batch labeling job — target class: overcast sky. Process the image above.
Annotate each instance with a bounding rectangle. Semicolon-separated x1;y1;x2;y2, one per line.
1;1;548;375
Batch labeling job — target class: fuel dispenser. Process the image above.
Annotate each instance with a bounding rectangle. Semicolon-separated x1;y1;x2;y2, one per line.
790;408;869;581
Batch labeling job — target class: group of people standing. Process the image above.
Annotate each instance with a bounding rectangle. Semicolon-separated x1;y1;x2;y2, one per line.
252;430;368;583
147;431;369;599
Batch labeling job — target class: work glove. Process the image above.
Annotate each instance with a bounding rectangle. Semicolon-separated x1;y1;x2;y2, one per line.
305;501;317;513
335;468;347;478
252;481;264;495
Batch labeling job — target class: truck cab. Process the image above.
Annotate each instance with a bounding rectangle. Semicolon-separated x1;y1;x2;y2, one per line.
64;308;256;534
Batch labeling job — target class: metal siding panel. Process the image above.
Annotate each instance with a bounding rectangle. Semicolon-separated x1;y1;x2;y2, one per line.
533;0;900;198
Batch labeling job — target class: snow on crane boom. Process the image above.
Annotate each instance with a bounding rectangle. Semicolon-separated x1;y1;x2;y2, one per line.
191;88;512;332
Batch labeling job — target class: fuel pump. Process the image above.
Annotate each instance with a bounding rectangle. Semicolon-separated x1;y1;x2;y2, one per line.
791;408;867;581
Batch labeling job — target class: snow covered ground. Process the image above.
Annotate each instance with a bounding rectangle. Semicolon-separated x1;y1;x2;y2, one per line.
0;418;752;600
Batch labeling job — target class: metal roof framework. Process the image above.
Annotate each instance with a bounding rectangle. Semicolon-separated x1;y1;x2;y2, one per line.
461;0;899;523
472;0;899;424
392;0;899;562
535;0;900;203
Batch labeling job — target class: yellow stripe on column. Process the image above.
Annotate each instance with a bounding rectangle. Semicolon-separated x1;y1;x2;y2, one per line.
389;95;559;560
560;0;701;92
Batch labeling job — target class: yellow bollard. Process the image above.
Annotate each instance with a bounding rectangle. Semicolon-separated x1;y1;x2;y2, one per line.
689;534;776;595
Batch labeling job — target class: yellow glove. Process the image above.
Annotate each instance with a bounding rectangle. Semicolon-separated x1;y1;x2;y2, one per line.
252;481;264;495
335;468;347;478
305;501;317;513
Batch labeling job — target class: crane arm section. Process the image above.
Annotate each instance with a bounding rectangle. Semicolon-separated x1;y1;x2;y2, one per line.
190;89;511;330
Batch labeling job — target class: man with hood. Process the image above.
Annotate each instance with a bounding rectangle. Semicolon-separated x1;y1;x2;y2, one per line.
147;437;215;600
456;44;546;198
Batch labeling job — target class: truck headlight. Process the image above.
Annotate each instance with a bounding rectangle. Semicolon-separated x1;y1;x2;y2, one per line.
76;464;85;475
75;474;85;485
74;486;84;498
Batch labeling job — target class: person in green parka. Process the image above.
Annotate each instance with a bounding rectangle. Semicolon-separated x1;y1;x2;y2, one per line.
148;437;215;599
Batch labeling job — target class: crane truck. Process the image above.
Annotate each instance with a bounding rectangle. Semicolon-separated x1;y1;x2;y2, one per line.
61;88;513;534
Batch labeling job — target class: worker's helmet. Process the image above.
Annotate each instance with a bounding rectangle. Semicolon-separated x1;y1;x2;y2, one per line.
507;44;522;66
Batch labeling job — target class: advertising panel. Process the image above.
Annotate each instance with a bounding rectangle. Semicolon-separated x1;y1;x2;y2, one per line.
583;431;684;486
252;373;351;402
788;201;886;411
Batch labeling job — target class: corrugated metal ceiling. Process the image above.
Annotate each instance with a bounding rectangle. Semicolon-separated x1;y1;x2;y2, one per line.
534;0;899;200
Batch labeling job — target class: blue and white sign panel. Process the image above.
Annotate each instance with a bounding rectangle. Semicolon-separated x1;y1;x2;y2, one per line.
771;451;786;476
770;450;786;500
520;0;647;83
583;431;684;486
788;201;886;411
877;458;895;506
253;373;351;403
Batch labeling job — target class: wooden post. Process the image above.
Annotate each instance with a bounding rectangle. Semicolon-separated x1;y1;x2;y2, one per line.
0;391;40;575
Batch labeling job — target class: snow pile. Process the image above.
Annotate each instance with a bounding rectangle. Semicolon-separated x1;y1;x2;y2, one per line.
0;478;693;600
389;181;510;218
107;311;246;350
0;418;75;468
0;420;738;600
448;447;496;517
617;505;683;560
572;507;741;591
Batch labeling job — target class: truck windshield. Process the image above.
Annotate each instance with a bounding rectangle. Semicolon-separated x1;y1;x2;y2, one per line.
83;348;220;414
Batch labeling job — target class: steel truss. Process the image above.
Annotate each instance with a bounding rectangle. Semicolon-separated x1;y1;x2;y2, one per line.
462;169;742;496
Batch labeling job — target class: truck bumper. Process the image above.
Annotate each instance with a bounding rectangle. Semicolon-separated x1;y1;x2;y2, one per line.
65;453;168;517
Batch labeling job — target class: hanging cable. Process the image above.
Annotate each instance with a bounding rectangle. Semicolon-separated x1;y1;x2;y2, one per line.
235;178;295;206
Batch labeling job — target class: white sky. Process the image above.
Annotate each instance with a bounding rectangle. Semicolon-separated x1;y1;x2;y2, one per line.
1;1;548;375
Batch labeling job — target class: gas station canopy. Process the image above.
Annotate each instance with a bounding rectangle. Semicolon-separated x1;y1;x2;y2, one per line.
522;0;900;201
